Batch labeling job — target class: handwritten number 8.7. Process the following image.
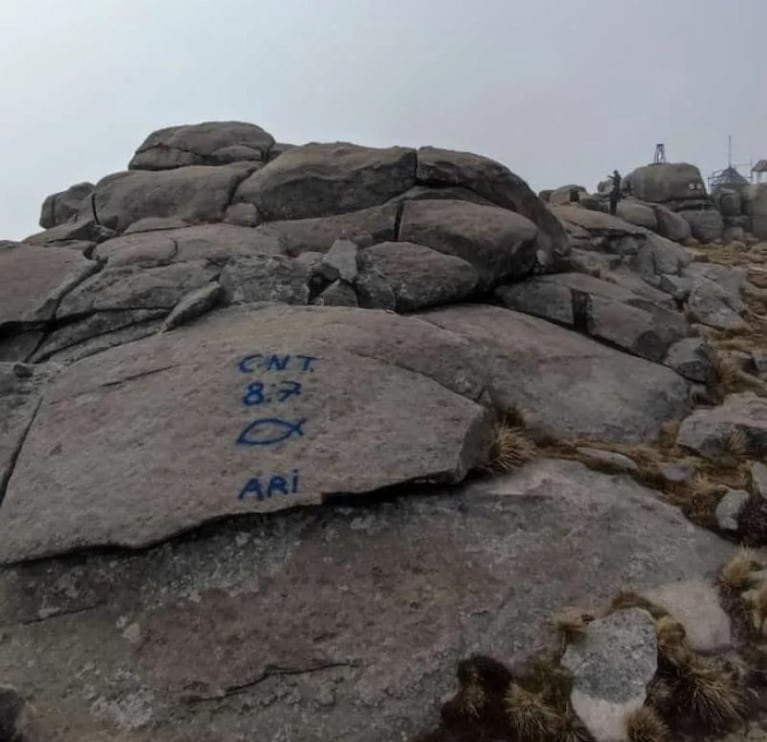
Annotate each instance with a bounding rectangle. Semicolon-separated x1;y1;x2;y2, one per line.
242;380;302;406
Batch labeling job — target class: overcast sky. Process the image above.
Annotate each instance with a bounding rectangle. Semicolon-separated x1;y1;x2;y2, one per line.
1;0;765;239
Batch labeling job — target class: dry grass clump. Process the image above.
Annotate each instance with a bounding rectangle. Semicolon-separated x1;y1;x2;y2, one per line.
649;603;745;733
657;420;681;450
550;709;592;742
736;495;767;547
713;350;742;397
412;651;593;742
609;591;669;621
490;420;537;472
504;683;558;740
625;706;670;742
721;549;761;591
673;659;744;729
726;427;751;458
674;473;728;529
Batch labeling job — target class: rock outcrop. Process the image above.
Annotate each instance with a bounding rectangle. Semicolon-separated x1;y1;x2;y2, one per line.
1;119;764;742
0;460;739;741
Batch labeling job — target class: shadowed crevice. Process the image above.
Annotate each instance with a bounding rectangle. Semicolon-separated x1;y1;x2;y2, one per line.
0;396;42;508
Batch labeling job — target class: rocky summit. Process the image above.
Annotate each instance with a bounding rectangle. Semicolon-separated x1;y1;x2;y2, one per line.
2;120;767;741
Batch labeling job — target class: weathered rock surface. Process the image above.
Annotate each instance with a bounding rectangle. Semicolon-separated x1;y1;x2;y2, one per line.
129;121;275;170
0;363;54;499
390;184;495;207
360;242;479;312
0;332;44;363
223;201;260;227
716;489;751;531
0;459;738;740
634;232;692;282
575;447;639;472
645;579;732;652
421;305;691;442
685;262;747;331
253;203;398;256
415;146;569;267
626;163;708;205
546;184;588;206
314;280;358;307
234;142;417;221
616;200;657;230
496;272;689;362
57;261;220;318
39;181;94;228
0;305;494;561
659;460;697;485
653;204;692;242
679;208;724;242
219;256;310;305
664;337;717;385
562;608;658;742
399;199;538;287
24;218;114;248
161;283;223;332
0;243;97;327
92;162;258;233
553;203;644;233
94;223;285;267
30;309;167;363
318;239;359;283
677;393;767;459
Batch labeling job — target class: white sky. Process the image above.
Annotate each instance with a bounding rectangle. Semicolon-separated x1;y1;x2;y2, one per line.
1;0;765;239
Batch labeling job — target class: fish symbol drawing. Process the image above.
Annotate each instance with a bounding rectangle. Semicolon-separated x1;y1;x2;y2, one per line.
236;418;307;447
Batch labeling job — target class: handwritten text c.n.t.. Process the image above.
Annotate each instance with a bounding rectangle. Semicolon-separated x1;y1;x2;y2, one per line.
238;354;318;374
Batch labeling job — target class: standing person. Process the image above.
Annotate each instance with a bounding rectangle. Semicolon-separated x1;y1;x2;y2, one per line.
609;170;622;216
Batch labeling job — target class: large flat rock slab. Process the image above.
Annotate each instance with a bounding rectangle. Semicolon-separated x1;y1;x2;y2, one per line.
0;305;493;562
129;121;275;170
0;460;737;741
234;142;417;221
399;199;538;286
497;272;689;362
56;261;221;318
94;223;286;267
92;162;258;233
39;181;94;229
0;243;96;326
253;203;398;256
552;204;646;235
359;241;479;312
415;146;569;267
421;304;691;442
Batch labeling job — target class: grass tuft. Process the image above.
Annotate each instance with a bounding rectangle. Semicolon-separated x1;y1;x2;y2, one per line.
677;658;744;729
713;351;742;393
725;427;750;458
551;708;594;742
609;591;669;621
721;549;760;591
504;683;558;741
625;706;670;742
490;421;537;472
